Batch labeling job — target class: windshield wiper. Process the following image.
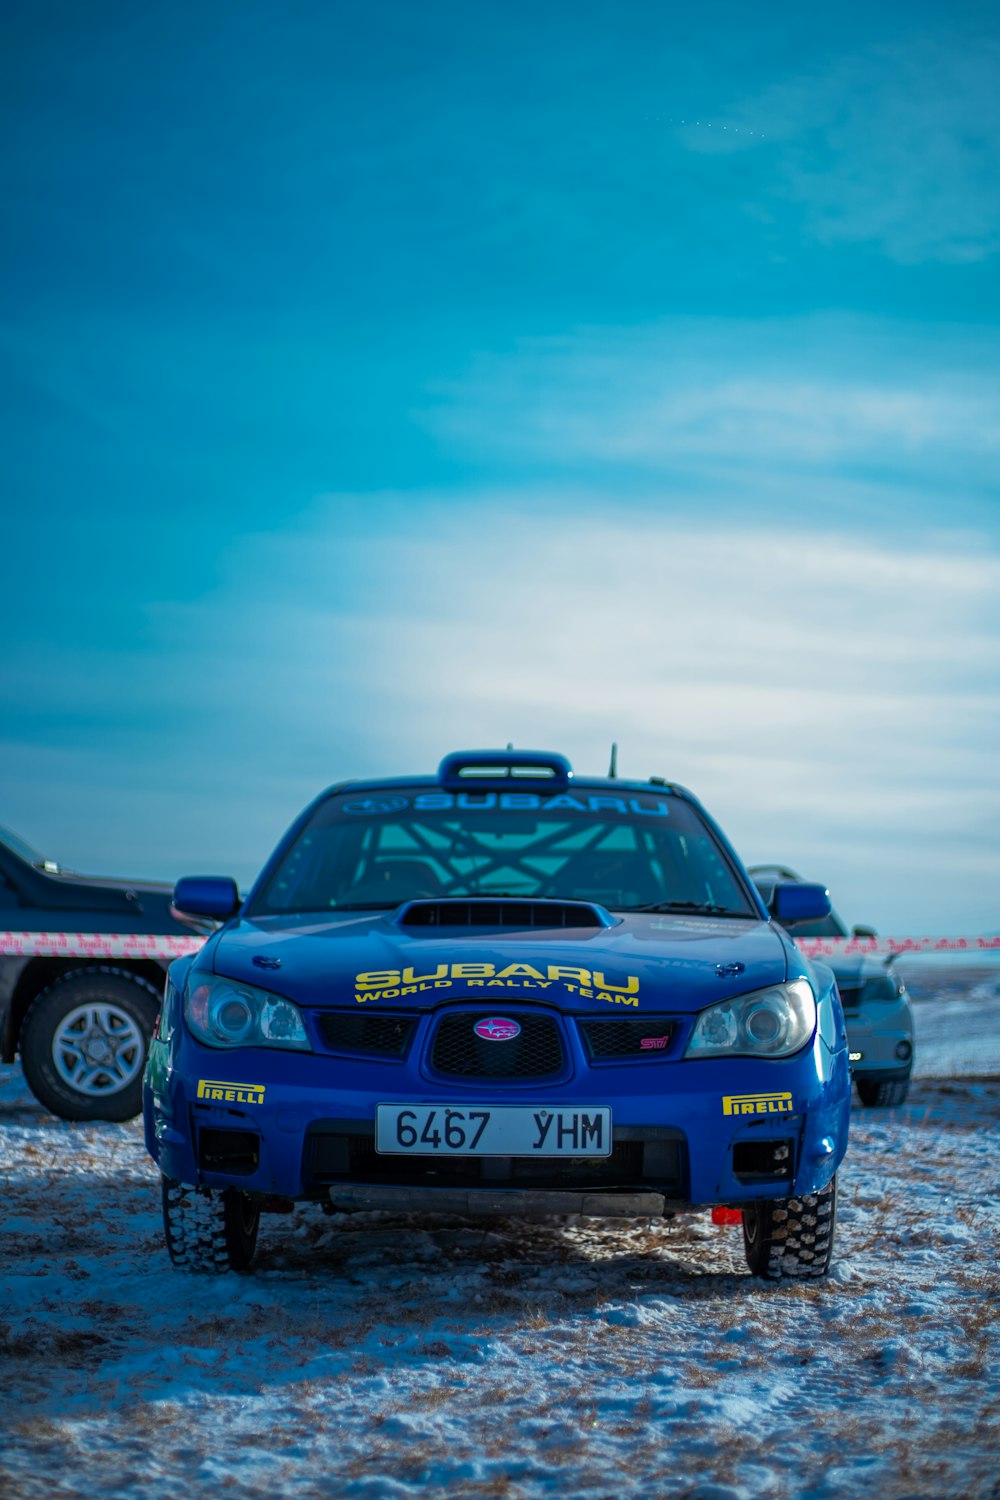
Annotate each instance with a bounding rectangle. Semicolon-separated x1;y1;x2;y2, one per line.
621;900;751;917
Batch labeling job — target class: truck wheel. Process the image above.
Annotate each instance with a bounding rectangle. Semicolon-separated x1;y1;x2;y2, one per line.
856;1075;910;1107
20;969;161;1122
742;1175;837;1280
161;1178;260;1273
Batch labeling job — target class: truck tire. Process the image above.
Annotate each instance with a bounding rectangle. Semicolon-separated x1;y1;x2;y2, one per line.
161;1178;260;1272
20;968;161;1121
742;1176;837;1280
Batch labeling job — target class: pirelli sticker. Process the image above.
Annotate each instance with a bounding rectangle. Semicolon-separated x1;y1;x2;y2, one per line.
196;1079;265;1106
722;1091;794;1117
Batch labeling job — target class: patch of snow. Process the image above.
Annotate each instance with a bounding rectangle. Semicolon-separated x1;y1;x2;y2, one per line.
1;985;998;1499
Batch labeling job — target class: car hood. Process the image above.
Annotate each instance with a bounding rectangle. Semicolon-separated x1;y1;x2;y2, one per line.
819;953;893;985
207;910;793;1013
18;867;202;930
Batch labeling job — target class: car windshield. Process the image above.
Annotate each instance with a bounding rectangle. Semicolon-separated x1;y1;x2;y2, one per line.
248;788;758;917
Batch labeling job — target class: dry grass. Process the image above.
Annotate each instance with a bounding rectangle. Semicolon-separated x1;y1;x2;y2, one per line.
2;1073;998;1499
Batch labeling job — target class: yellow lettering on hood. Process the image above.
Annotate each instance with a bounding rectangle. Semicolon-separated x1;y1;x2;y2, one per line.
593;971;639;995
497;963;545;981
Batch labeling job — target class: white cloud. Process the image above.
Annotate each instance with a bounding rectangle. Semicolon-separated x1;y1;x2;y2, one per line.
679;40;1000;264
4;498;998;932
421;318;1000;484
190;504;1000;927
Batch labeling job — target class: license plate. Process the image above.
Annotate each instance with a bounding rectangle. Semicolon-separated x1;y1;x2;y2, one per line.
375;1104;612;1157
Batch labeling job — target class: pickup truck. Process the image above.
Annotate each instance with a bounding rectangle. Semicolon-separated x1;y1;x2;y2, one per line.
0;826;204;1120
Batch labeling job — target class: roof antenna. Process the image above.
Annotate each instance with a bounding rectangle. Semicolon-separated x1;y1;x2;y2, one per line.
506;742;514;751
608;742;618;778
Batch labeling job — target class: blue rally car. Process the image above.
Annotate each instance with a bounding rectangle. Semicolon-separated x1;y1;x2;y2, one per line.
143;751;851;1280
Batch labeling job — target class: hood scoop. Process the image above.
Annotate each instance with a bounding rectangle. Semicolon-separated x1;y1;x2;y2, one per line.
395;898;616;929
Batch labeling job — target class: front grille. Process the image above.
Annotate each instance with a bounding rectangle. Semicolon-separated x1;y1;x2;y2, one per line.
316;1012;417;1057
580;1018;676;1060
398;899;608;928
430;1011;564;1079
837;985;862;1013
305;1127;684;1193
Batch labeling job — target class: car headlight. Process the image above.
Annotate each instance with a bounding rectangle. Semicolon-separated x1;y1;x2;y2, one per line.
684;980;816;1059
185;975;311;1051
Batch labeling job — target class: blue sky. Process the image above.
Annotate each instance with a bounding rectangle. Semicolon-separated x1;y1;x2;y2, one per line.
2;0;998;933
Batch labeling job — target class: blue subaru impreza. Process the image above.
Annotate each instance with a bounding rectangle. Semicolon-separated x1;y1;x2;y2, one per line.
143;750;851;1279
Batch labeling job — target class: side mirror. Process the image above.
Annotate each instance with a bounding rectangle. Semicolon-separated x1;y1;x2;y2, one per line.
851;923;878;938
772;882;831;925
173;876;241;920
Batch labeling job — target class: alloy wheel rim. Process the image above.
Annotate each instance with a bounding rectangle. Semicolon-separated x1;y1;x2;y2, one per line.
51;1003;145;1095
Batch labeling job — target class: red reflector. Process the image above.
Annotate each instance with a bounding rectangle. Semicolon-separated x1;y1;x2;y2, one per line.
711;1207;743;1226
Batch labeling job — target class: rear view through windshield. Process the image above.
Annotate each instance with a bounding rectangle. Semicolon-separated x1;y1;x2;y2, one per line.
249;790;756;917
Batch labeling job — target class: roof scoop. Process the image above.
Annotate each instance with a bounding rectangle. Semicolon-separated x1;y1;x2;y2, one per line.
437;750;573;792
395;898;615;929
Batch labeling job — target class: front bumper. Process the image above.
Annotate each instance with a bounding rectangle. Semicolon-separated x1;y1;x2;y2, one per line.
144;1027;850;1213
844;996;914;1077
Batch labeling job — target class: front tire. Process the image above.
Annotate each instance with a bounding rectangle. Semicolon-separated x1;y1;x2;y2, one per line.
161;1178;260;1272
20;969;161;1121
742;1175;837;1280
856;1075;910;1107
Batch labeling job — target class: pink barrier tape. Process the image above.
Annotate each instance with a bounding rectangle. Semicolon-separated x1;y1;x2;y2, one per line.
1;931;997;962
0;932;206;959
795;935;1000;959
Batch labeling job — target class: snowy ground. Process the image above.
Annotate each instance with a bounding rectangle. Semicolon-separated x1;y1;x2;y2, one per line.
904;959;1000;1079
2;977;998;1500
